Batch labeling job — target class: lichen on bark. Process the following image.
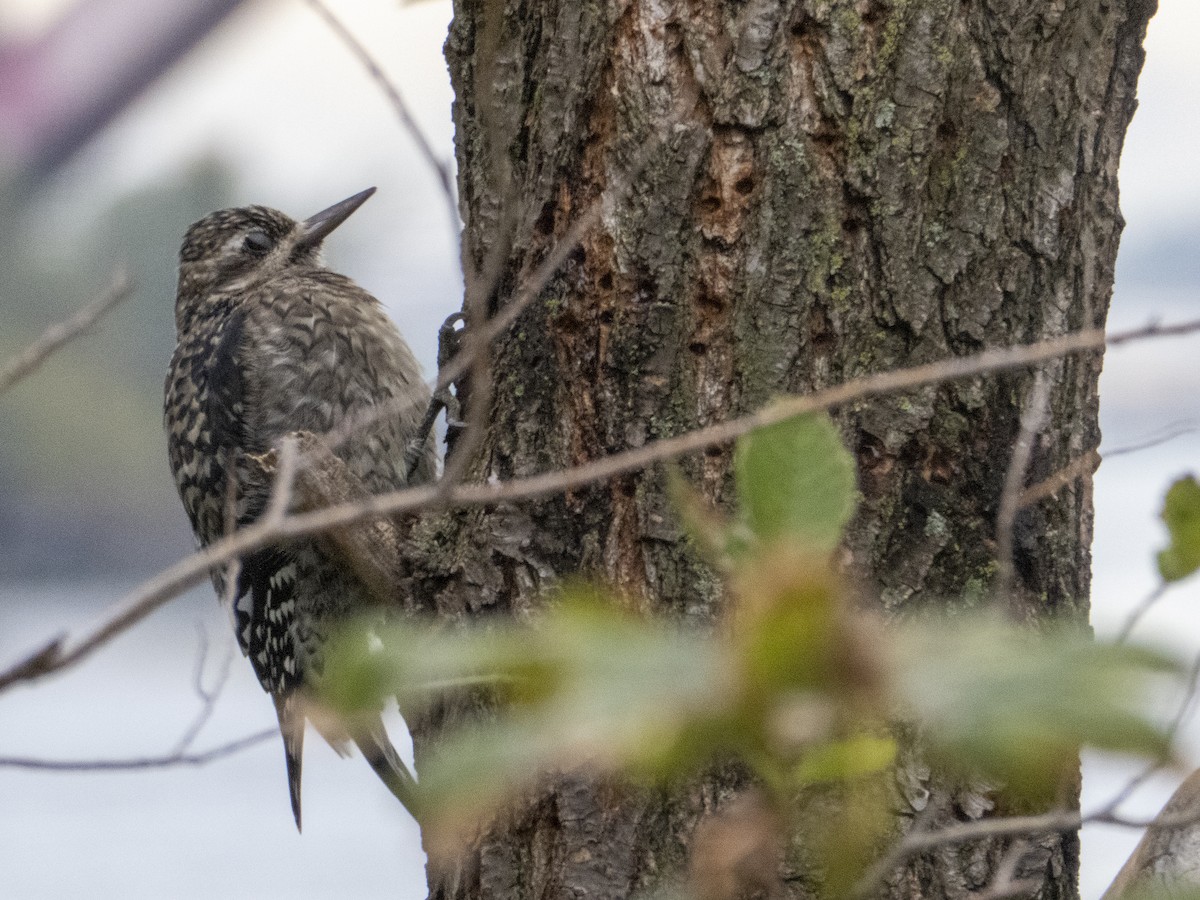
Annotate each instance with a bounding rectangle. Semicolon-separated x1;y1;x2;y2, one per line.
411;1;1159;896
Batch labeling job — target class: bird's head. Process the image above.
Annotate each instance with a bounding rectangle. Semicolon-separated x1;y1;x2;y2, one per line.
174;187;376;333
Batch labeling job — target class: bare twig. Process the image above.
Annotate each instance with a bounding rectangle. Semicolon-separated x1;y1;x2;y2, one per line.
994;372;1051;605
0;728;276;771
854;786;1200;894
1017;449;1101;509
0;270;132;396
1096;649;1200;816
436;202;608;398
1107;421;1200;456
432;208;513;498
973;839;1040;900
851;796;945;897
262;434;300;526
170;622;236;756
249;431;406;604
1102;767;1200;897
322;173;608;463
4;317;1200;693
1116;584;1169;646
303;0;459;235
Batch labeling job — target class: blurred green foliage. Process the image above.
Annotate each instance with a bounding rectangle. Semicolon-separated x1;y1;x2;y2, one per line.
320;412;1185;888
1158;475;1200;582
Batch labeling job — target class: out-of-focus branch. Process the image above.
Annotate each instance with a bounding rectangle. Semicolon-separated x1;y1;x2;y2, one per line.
170;622;235;756
994;372;1051;605
1102;767;1200;898
0;728;276;771
0;270;132;396
854;796;1200;900
0;2;244;184
249;432;407;605
302;0;459;236
3;317;1200;694
1017;449;1101;509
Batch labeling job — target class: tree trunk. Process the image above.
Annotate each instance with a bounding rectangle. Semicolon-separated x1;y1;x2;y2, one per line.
415;0;1157;896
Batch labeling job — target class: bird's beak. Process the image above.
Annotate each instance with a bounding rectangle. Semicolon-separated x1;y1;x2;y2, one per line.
296;186;376;252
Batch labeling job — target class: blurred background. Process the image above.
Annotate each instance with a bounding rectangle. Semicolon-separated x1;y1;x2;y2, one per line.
0;0;1196;897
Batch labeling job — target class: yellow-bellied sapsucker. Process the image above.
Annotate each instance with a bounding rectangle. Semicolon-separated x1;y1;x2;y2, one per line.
164;188;434;830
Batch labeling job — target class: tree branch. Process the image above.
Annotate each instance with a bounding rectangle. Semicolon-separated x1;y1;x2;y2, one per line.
0;728;276;771
0;270;132;396
302;0;459;236
3;317;1199;693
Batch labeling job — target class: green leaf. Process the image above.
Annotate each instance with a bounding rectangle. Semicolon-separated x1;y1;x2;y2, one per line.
734;411;856;554
1158;475;1200;582
793;735;897;784
319;590;745;845
896;620;1178;798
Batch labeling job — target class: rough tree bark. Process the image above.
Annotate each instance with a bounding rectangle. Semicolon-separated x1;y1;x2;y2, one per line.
406;0;1158;897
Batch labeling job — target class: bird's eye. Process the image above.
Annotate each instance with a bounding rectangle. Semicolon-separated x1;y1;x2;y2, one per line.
242;230;274;255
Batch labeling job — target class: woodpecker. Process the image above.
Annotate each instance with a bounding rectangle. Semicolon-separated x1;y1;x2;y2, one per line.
164;187;434;830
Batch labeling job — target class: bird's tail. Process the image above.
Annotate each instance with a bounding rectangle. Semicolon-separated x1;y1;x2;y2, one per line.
355;716;418;816
273;694;306;832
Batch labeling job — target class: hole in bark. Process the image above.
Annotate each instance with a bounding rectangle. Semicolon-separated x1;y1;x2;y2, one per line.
555;308;585;335
570;246;586;265
688;341;708;355
697;289;724;312
790;13;816;38
861;3;884;26
843;191;872;233
812;132;842;154
598;272;614;291
599;309;614;325
923;446;955;484
733;176;754;196
857;433;893;479
812;328;836;353
936;118;958;145
704;445;724;458
809;305;836;353
618;478;637;498
700;196;721;214
534;202;555;236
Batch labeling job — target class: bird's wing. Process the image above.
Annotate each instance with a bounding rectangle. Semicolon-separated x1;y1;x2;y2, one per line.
243;273;436;491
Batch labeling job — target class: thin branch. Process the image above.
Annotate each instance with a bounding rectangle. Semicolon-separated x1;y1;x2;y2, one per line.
322;169;608;461
3;317;1200;693
0;270;132;396
1096;648;1200;816
262;434;300;526
0;728;277;772
1017;449;1101;509
851;795;946;897
302;0;459;236
431;202;515;498
170;622;236;757
994;372;1051;605
973;839;1040;900
435;202;607;398
1116;583;1169;645
1107;421;1200;457
854;780;1200;894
